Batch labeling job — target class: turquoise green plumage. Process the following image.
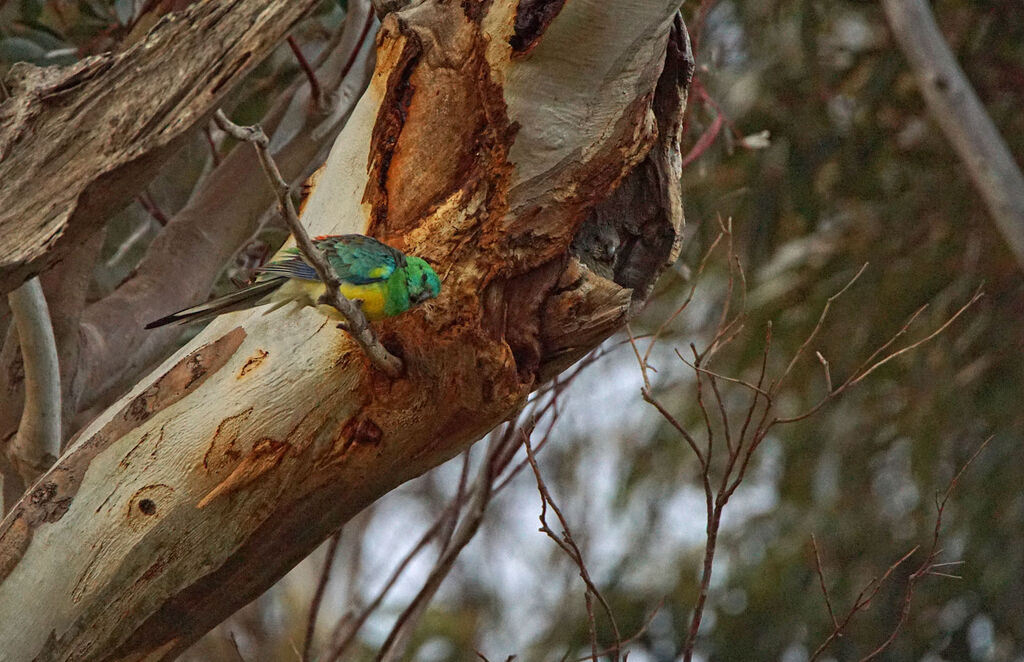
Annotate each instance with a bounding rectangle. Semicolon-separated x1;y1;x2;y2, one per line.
145;234;441;329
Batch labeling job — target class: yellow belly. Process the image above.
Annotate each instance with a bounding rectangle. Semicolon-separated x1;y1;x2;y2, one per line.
275;279;390;321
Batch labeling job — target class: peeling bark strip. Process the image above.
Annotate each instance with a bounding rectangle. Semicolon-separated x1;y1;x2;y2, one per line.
0;0;319;296
509;0;568;54
0;329;245;583
0;3;689;659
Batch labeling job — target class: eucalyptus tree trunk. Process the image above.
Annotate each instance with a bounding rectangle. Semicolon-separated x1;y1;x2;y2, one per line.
0;1;692;659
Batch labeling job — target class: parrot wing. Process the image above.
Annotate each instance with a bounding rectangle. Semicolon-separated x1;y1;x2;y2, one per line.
257;257;319;280
318;234;407;284
266;234;408;285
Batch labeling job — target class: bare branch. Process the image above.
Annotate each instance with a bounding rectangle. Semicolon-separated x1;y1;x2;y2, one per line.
288;36;326;113
773;263;868;394
321;505;457;662
810;437;992;662
775;288;982;424
136;190;170;226
524;436;622;661
848;289;984;388
213;110;403;378
882;0;1024;269
303;530;342;662
810;535;839;631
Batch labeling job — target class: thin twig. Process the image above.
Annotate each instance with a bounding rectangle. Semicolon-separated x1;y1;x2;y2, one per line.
336;11;376;89
303;530;342;662
229;631;248;662
136;190;170;226
375;442;503;662
810;437;992;662
810;535;839;631
848;289;983;387
773;263;868;394
775;288;982;424
524;436;622;661
321;501;460;662
288;36;326;113
807;546;919;662
212;110;402;377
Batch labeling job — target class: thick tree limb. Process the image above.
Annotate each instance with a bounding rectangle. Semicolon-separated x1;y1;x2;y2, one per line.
0;2;691;660
73;0;378;417
0;0;320;296
882;0;1024;269
212;109;403;376
4;278;61;488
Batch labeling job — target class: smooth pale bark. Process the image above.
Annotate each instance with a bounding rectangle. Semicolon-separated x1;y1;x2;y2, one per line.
0;2;692;660
0;1;379;456
4;279;61;488
882;0;1024;269
0;0;319;296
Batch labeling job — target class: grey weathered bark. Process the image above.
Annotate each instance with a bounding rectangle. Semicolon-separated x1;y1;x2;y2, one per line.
0;2;692;660
0;0;320;297
882;0;1024;269
0;232;105;459
0;0;379;454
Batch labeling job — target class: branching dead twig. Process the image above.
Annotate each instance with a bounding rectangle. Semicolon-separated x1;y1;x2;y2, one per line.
524;436;623;662
808;437;991;662
316;347;633;662
212;110;403;377
629;218;982;661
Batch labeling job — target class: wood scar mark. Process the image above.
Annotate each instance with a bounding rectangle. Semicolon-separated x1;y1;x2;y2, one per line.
71;538;108;603
510;0;568;55
122;327;246;426
101;426;166;513
202;408;253;473
196;439;290;509
237;349;269;378
316;416;383;470
118;430;151;472
126;484;175;520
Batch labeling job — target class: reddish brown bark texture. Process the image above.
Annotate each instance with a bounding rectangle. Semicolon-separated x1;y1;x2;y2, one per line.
0;2;692;659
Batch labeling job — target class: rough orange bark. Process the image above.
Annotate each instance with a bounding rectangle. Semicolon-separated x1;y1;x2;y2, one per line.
0;2;692;660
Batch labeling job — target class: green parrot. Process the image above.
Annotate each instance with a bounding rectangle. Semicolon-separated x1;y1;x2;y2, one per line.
145;234;441;329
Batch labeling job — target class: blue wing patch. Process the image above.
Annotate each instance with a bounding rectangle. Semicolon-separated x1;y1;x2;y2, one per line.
258;235;407;285
257;257;319;281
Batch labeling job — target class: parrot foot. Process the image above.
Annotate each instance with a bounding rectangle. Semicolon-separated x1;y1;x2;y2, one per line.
335;299;364;333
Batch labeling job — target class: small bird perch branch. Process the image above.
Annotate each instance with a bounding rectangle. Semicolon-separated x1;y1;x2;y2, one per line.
213;110;404;377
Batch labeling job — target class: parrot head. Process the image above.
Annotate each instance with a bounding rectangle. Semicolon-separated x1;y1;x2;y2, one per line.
405;257;442;306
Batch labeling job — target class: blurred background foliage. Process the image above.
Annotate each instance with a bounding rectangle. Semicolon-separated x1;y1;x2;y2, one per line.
3;0;1023;660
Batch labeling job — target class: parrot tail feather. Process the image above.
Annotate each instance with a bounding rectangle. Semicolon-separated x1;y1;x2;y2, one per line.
144;277;287;329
